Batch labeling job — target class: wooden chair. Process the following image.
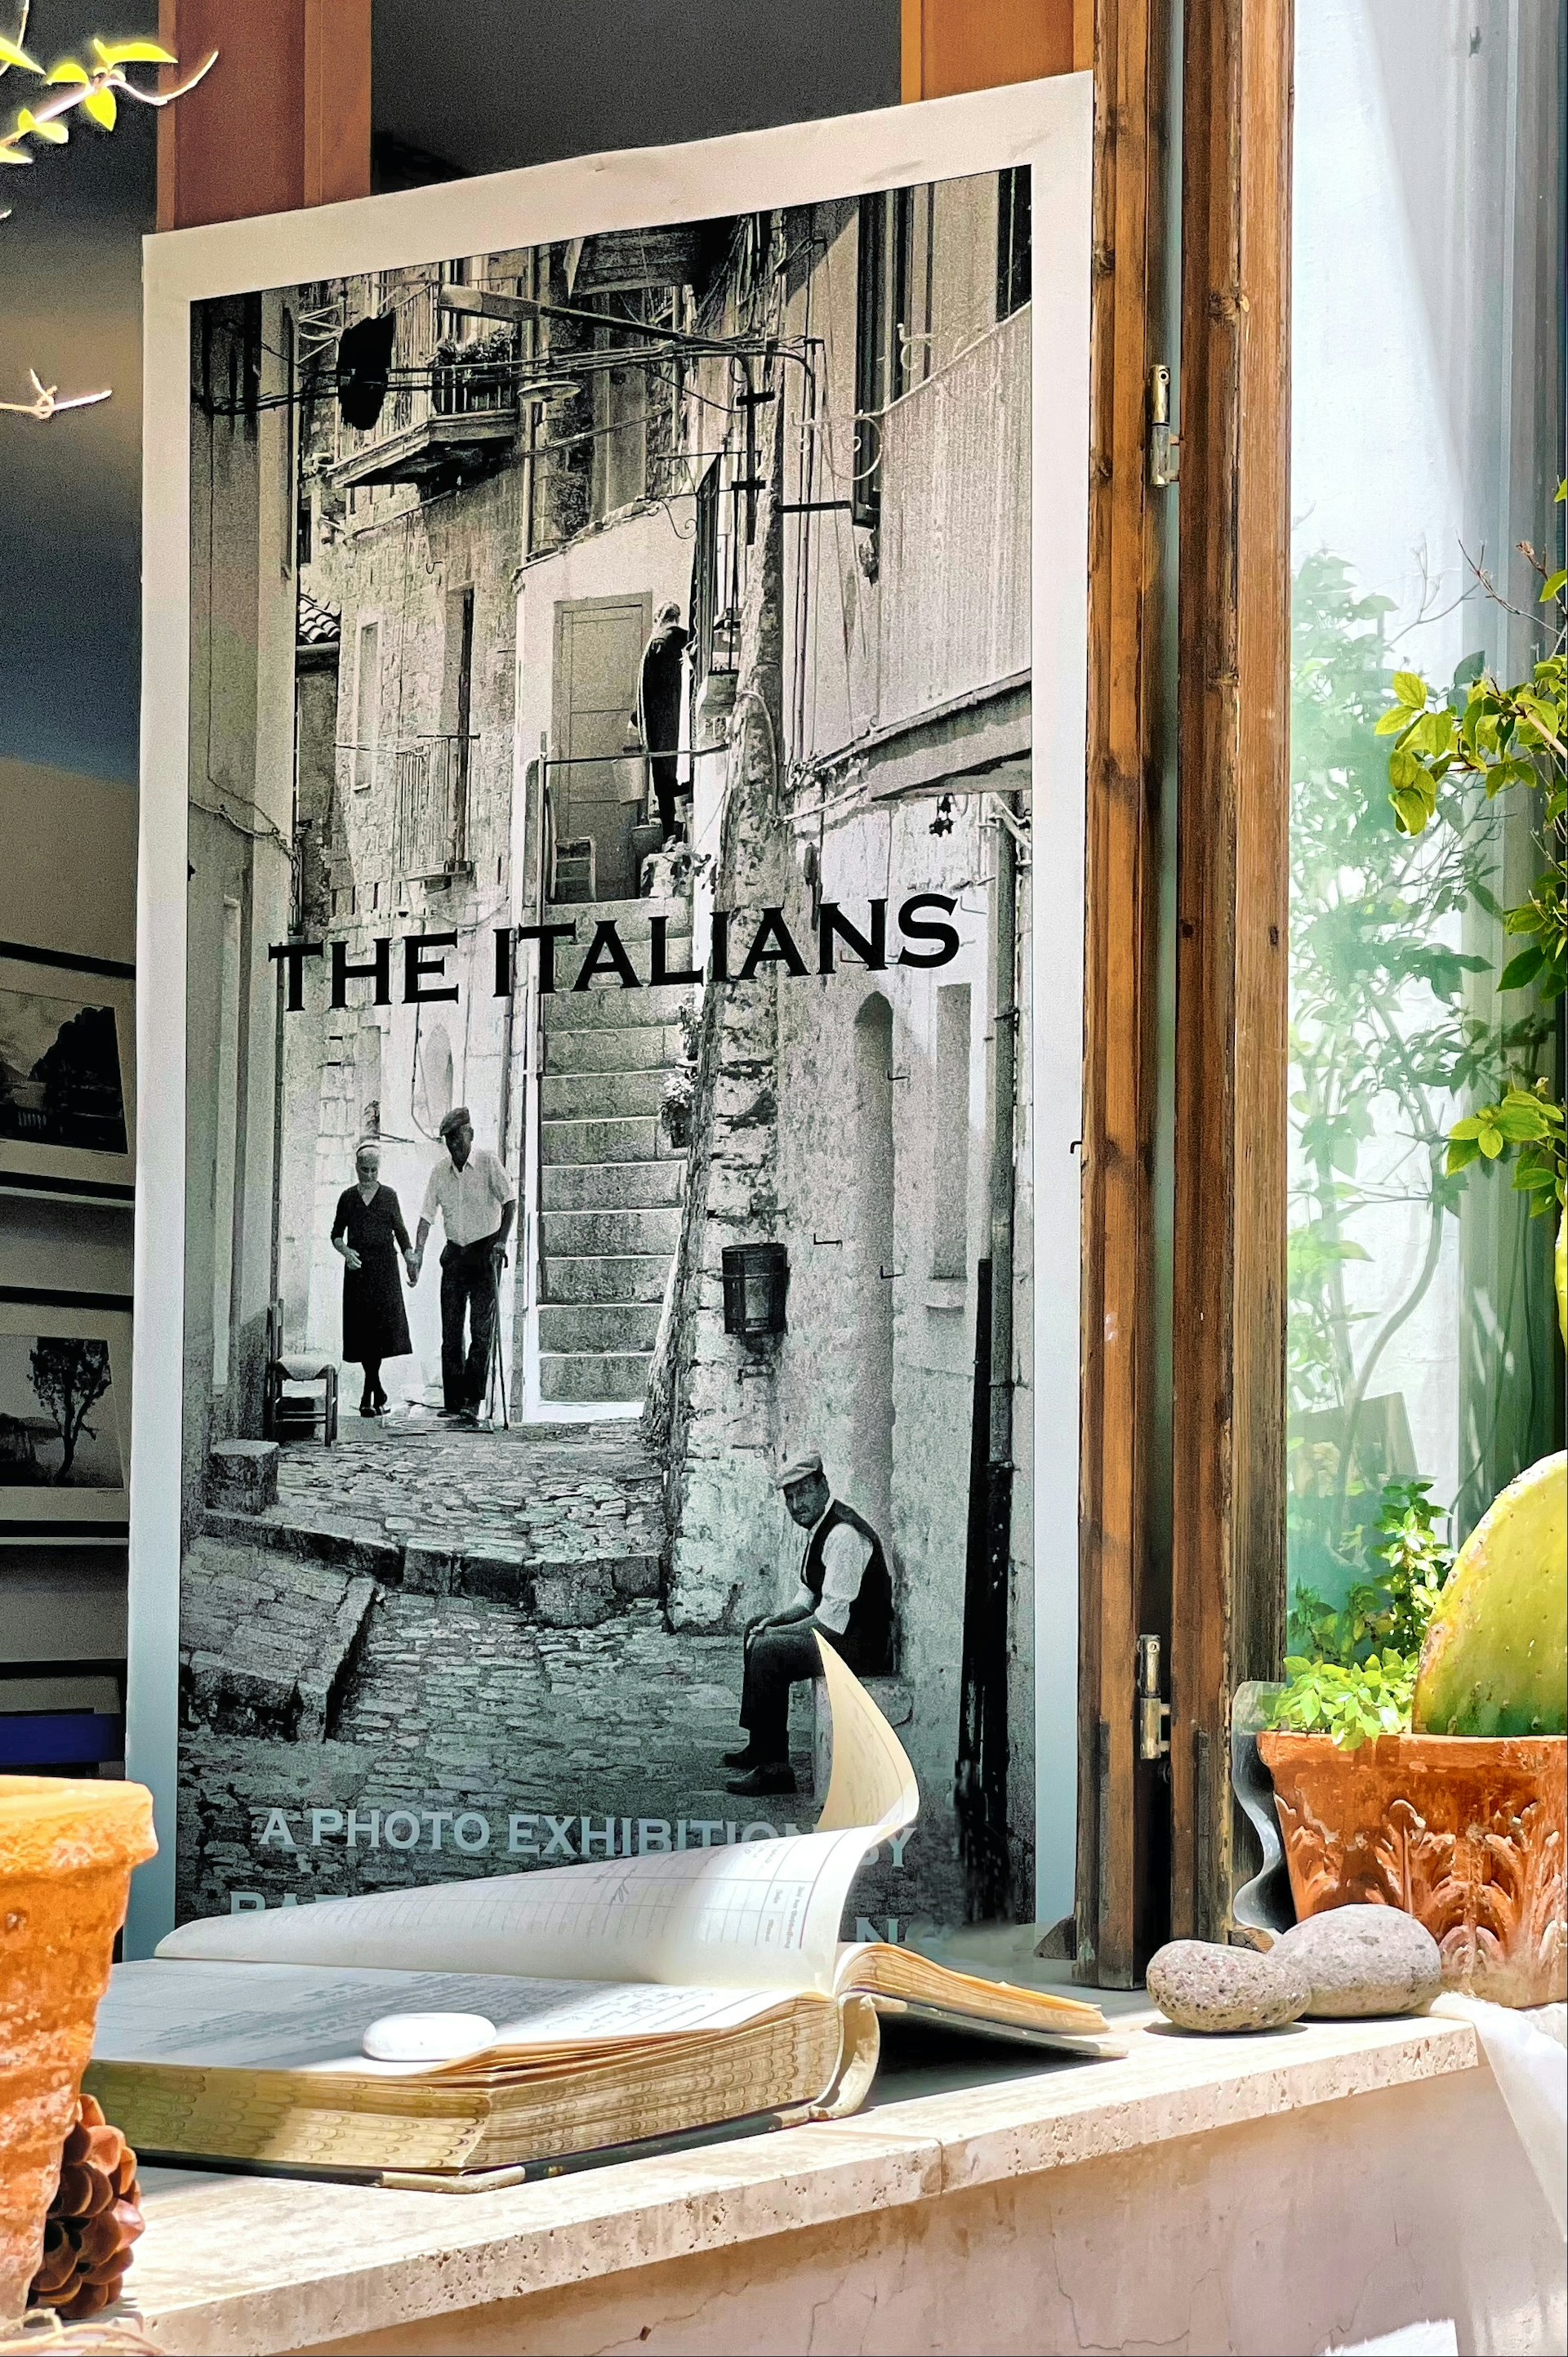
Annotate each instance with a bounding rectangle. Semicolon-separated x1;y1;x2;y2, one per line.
263;1302;338;1446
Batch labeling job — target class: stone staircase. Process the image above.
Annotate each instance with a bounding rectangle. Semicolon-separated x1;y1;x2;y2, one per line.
537;894;697;1407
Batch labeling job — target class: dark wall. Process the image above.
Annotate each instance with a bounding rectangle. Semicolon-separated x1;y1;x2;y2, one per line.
0;2;900;782
0;0;158;782
372;0;900;183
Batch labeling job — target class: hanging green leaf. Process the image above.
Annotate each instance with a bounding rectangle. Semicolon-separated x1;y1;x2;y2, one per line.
44;60;89;85
92;38;178;68
16;106;67;142
1499;945;1545;991
82;83;115;129
0;37;42;72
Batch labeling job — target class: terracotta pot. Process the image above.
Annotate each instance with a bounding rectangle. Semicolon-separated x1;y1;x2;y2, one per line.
1258;1731;1566;2008
0;1777;156;2329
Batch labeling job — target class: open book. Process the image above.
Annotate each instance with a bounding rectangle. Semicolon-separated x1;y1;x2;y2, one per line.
90;1642;1110;2182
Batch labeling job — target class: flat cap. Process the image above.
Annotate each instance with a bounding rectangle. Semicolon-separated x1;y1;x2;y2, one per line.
438;1106;473;1140
774;1451;823;1489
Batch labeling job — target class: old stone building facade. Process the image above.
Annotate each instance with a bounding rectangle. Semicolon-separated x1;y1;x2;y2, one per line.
180;170;1041;1931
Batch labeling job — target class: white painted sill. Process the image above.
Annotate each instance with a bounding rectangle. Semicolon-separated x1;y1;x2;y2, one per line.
126;2003;1482;2355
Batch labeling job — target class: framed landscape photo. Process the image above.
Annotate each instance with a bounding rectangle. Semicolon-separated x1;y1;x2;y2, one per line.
131;78;1092;1952
0;948;136;1205
0;1295;132;1538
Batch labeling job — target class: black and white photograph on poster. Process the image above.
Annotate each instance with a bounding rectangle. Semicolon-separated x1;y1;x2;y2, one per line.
0;1298;131;1534
0;951;136;1203
139;90;1089;1949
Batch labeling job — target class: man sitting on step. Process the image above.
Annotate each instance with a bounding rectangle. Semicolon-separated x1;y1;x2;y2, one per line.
724;1453;895;1798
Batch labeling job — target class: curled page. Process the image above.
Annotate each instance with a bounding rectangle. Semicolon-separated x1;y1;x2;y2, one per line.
158;1637;916;1997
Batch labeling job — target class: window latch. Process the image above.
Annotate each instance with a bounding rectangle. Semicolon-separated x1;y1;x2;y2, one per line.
1136;1633;1171;1761
1149;363;1180;488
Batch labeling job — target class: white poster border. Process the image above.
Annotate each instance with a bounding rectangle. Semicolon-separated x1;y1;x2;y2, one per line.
131;75;1092;1952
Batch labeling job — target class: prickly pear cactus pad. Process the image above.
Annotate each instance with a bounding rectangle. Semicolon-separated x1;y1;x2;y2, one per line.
1413;1453;1567;1737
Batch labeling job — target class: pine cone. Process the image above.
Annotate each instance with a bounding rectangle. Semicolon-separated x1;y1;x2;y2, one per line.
26;2093;145;2323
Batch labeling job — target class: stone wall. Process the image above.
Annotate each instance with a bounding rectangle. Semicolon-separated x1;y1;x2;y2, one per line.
279;444;523;1391
182;292;299;1541
650;386;792;1633
644;450;1033;1921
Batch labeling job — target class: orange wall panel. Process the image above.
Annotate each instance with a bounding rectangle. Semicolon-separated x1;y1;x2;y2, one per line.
906;0;1080;100
158;0;369;230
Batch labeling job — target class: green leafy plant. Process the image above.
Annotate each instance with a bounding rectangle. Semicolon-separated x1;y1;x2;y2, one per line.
1284;557;1542;1565
0;12;212;159
1;4;215;417
1287;1476;1453;1667
1265;1649;1419;1751
1274;1476;1454;1749
1376;485;1566;1219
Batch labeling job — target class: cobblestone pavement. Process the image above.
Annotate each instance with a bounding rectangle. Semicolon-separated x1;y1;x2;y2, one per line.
338;1597;759;1829
179;1590;929;1929
180;1419;947;1931
260;1413;666;1569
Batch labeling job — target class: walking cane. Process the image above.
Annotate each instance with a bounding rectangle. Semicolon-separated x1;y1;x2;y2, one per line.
485;1250;511;1431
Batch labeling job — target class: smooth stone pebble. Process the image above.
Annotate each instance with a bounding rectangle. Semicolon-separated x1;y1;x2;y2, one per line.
1272;1904;1443;2018
1146;1940;1311;2033
363;2011;497;2063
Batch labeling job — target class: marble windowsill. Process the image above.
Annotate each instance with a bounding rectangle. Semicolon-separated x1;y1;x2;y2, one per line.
121;2003;1485;2356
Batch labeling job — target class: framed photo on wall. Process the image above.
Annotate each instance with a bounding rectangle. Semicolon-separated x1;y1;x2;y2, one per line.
0;1293;132;1538
131;78;1092;1954
0;947;136;1205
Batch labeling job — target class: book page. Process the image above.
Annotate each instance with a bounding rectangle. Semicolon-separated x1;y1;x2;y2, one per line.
97;1958;807;2077
834;1945;1110;2038
813;1638;920;1837
156;1641;916;1997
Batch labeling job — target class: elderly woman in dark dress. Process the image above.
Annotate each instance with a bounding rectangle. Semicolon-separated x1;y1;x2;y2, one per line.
331;1142;416;1416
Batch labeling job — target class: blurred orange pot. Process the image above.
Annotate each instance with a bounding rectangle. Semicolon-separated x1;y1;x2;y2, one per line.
0;1777;156;2328
1258;1731;1566;2009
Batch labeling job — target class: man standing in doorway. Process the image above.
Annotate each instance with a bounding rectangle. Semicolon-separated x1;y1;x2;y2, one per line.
409;1108;515;1422
724;1453;896;1797
635;600;689;844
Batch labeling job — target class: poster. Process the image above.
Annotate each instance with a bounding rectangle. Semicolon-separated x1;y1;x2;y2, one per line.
132;82;1091;1952
0;949;136;1204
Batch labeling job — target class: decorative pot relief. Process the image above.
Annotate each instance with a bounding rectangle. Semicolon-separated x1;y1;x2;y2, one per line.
1257;1731;1566;2008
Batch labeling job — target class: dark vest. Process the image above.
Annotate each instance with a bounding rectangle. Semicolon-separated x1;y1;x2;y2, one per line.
800;1499;895;1674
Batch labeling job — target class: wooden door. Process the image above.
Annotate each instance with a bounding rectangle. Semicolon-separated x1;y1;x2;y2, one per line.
550;595;653;903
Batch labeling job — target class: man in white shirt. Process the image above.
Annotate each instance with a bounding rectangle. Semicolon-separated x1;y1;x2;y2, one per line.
724;1452;896;1798
410;1107;515;1420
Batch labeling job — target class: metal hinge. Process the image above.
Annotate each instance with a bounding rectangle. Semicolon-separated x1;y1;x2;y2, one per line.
1149;363;1180;487
1136;1633;1171;1761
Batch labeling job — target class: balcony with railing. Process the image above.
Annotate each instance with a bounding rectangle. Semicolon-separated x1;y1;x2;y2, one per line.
330;277;519;493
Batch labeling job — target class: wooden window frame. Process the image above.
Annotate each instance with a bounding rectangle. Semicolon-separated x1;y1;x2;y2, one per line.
910;0;1294;1977
164;0;1294;1986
